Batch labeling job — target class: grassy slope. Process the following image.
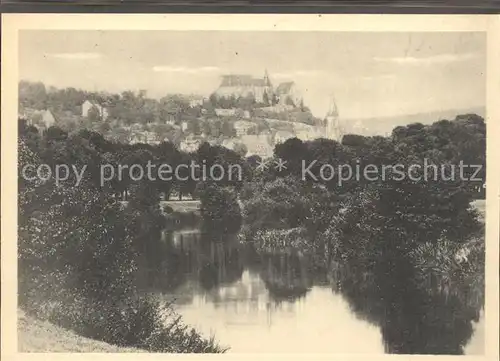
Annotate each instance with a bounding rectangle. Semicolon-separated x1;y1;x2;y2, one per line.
18;309;143;353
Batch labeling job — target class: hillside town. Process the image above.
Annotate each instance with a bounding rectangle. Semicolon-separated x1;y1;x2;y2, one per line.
18;71;341;158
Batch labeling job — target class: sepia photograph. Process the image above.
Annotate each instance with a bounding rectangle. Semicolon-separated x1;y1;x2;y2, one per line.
1;14;499;359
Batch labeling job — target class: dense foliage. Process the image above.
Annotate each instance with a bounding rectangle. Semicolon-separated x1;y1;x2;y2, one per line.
240;114;486;354
18;131;227;352
18;100;486;354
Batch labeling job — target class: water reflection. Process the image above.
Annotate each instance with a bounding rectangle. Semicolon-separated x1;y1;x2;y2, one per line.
331;257;483;354
143;227;484;354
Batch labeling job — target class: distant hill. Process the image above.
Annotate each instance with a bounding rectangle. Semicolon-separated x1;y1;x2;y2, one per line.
341;107;486;136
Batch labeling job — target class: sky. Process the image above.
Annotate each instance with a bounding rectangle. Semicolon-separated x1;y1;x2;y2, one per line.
19;30;486;119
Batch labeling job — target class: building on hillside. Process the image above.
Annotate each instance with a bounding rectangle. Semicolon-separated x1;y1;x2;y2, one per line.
165;119;176;126
274;130;295;144
215;70;272;104
295;127;323;141
261;104;294;113
221;138;238;151
42;110;56;128
215;108;238;117
275;81;302;107
129;131;158;145
82;100;109;120
20;108;56;129
215;70;304;109
240;134;274;158
234;120;257;137
130;123;144;132
19;108;38;123
189;96;206;108
179;136;202;153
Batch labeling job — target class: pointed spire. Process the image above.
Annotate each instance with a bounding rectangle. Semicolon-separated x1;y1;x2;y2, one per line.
325;94;342;141
264;69;271;86
327;94;339;118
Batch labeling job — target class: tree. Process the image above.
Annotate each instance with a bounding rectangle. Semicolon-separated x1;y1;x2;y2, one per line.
187;119;201;136
98;121;111;134
87;105;102;122
19;81;48;110
198;183;242;234
113;127;131;143
274;137;307;176
263;91;270;106
153;123;174;142
271;93;278;106
209;93;218;108
221;121;235;137
233;142;248;157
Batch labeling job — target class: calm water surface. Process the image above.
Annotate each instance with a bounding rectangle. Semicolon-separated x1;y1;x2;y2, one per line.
146;227;484;354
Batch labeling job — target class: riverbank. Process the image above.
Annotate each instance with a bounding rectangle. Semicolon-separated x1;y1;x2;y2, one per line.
18;198;486;353
18;309;143;353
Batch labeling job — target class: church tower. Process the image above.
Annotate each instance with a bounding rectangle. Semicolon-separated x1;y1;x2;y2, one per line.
262;69;273;105
264;69;271;87
325;95;342;141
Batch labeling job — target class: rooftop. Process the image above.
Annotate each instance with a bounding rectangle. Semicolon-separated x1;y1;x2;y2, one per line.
276;82;295;94
220;74;270;87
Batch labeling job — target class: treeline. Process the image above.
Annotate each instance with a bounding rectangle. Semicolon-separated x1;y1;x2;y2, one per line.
18;122;255;352
19;81;320;133
239;113;486;354
19;120;250;201
18;110;486;354
19;80;203;125
18;136;228;352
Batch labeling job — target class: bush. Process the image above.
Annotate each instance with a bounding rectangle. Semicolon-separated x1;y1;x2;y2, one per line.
198;183;242;233
18;138;225;353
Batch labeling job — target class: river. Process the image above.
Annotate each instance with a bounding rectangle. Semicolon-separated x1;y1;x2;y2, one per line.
145;227;484;354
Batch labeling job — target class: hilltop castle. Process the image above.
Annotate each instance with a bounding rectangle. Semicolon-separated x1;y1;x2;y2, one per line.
215;70;302;106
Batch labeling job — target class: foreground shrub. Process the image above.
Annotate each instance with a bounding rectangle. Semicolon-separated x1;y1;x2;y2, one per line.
24;294;226;353
197;182;242;233
18;138;225;353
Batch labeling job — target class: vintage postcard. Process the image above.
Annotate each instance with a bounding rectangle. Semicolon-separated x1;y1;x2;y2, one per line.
1;14;499;361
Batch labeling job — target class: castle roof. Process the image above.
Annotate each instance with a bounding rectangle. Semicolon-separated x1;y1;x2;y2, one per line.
220;74;266;87
276;82;295;94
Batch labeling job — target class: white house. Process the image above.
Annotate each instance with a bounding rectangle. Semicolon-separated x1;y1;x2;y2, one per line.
179;137;202;153
234;120;257;137
82;100;109;120
189;97;205;108
41;110;56;128
221;138;238;150
129;131;158;145
21;108;56;129
215;108;238;117
240;134;274;158
294;126;323;141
